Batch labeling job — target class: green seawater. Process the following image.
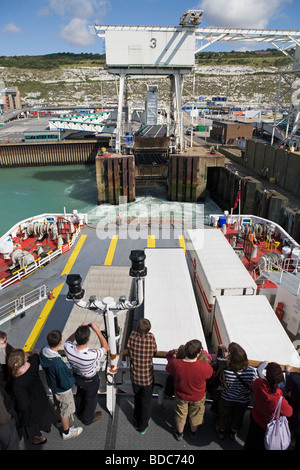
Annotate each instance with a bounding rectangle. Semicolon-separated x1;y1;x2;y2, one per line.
0;164;222;237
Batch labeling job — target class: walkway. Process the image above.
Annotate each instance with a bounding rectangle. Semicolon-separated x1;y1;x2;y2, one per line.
19;394;250;452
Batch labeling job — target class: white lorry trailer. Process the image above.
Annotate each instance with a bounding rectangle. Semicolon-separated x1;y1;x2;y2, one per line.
212;295;300;367
185;228;257;335
144;247;208;366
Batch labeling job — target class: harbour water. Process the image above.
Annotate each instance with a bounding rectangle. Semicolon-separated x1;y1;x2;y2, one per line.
0;164;222;236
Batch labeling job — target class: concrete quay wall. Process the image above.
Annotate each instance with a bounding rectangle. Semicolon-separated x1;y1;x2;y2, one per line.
167;152;225;202
95;154;135;205
244;140;300;197
0;140;104;167
207;166;300;243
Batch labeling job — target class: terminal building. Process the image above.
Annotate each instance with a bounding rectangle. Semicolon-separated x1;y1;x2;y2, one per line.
1;87;22;110
23;129;60;143
210;120;254;145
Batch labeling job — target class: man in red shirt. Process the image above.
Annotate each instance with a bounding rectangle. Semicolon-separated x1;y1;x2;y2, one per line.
127;318;157;434
166;339;213;441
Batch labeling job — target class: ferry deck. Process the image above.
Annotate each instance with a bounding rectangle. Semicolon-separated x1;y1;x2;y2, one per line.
0;220;289;453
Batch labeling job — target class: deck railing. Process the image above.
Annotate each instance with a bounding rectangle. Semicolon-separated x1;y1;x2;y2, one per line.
252;257;300;296
50;349;300;373
0;285;47;327
0;225;81;291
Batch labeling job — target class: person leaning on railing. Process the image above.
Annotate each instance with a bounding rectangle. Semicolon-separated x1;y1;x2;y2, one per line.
64;322;108;426
244;362;293;450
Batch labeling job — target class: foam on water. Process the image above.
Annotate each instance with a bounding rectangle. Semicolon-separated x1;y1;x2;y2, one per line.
0;164;221;236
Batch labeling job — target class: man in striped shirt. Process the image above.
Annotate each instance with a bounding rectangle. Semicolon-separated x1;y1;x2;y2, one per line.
127;318;157;434
64;322;108;426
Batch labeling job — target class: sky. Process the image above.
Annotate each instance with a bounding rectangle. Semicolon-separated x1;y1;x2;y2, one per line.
0;0;299;56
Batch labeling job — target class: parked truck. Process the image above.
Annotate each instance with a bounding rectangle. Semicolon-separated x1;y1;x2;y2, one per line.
143;247;208;366
185;228;257;335
212;295;300;367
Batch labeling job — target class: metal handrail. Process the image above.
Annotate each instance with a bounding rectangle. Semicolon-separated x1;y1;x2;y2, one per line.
0;285;47;327
54;349;300;373
0;226;81;291
252;256;300;295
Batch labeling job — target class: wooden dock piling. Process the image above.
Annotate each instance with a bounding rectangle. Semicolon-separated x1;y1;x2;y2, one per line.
95;153;135;204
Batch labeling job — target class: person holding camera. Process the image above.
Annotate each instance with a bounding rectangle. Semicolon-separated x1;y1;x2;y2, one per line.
64;322;108;426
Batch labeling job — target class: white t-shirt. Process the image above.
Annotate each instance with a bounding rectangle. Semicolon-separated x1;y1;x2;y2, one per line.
64;341;106;378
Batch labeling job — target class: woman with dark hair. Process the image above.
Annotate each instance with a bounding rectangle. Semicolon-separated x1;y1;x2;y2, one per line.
215;342;256;440
244;362;293;450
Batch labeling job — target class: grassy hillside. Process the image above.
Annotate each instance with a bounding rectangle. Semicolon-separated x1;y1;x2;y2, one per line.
0;52;106;69
0;49;292;69
195;48;292;68
0;49;293;108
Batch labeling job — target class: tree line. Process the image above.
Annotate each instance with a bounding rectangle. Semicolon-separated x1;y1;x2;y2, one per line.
0;52;106;69
195;48;292;67
0;48;293;70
